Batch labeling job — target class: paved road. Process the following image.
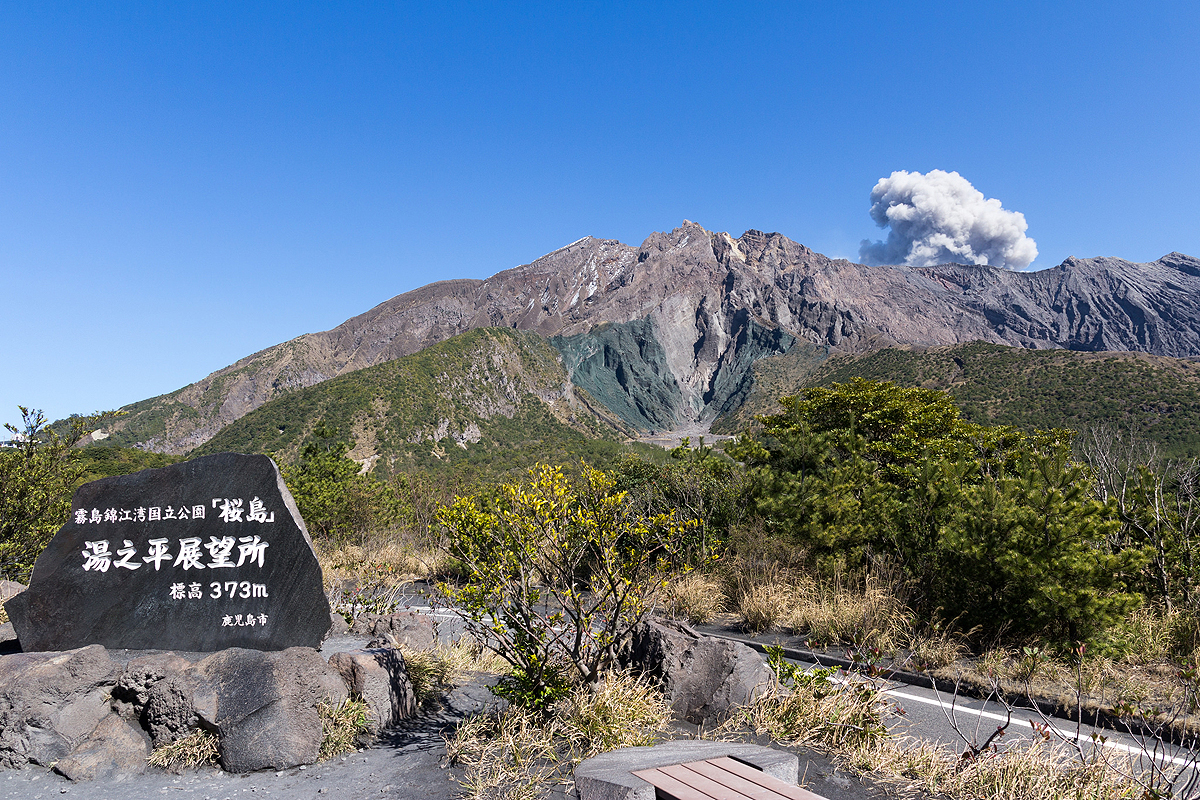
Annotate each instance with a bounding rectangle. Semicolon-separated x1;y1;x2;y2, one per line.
393;591;1200;776
710;632;1200;793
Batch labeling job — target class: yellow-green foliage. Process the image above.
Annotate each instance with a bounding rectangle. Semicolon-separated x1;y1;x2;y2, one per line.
1;407;121;581
438;464;695;705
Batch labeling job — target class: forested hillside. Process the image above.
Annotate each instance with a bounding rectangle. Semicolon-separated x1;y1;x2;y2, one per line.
718;341;1200;457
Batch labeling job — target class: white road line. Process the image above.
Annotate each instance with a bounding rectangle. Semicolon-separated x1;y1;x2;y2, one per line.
885;687;1197;768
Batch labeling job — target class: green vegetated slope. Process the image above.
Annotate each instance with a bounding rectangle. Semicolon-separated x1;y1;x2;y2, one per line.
91;390;201;449
743;341;1200;457
75;446;183;484
193;327;664;480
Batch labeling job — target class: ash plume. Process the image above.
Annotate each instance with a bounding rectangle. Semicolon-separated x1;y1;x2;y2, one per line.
858;169;1038;270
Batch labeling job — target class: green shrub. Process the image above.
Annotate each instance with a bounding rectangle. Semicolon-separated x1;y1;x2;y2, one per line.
437;464;692;707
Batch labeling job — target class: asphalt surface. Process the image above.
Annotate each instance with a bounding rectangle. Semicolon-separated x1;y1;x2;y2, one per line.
691;621;1200;786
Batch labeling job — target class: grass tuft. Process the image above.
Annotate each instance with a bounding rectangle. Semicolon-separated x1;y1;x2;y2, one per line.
664;571;725;625
734;580;795;633
318;697;373;761
446;671;672;800
402;641;510;708
146;728;220;771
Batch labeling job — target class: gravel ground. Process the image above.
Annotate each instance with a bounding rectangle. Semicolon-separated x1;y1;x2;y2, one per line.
0;633;918;800
1;710;467;800
0;742;906;800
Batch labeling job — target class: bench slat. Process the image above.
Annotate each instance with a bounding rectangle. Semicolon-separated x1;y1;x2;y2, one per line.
706;757;827;800
680;759;809;800
658;763;758;800
631;767;716;800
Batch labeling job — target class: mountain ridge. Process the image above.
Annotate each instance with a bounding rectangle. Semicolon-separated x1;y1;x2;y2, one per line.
94;221;1200;453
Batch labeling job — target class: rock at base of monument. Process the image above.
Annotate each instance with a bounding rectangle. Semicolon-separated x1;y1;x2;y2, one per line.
0;645;121;769
218;699;323;773
618;619;774;727
4;453;331;652
111;651;203;746
192;647;348;772
0;581;24;604
54;715;151;781
329;648;417;731
0;642;370;777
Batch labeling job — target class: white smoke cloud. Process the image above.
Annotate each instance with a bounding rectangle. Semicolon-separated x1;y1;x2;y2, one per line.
859;169;1038;270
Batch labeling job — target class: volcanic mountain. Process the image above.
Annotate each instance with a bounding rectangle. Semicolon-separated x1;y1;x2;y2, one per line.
99;221;1200;454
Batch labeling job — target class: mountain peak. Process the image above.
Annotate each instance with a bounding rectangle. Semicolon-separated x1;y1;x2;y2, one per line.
98;226;1200;454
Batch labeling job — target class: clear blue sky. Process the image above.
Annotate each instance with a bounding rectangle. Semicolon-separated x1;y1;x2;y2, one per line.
3;1;1198;430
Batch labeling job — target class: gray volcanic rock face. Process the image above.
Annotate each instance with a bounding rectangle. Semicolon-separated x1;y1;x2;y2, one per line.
102;222;1200;452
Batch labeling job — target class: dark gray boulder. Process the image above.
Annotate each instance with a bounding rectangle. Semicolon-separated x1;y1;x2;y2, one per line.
54;715;151;781
618;619;774;727
5;453;331;652
0;645;120;768
217;697;323;774
329;647;416;731
189;646;348;773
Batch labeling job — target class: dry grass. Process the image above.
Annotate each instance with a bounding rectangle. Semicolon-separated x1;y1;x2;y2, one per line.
402;641;510;708
903;622;970;670
317;535;457;592
664;571;725;625
446;671;672;800
735;580;796;633
785;573;909;652
720;669;890;752
146;728;220;770
317;697;373;761
721;560;911;649
718;659;1154;800
853;737;1138;800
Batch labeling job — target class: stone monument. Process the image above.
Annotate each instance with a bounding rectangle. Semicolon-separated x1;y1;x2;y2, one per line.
4;453;331;651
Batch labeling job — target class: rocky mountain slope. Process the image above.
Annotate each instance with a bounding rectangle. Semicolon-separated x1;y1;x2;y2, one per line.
97;222;1200;453
190;327;654;478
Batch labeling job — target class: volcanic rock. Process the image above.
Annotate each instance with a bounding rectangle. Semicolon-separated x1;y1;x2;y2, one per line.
4;453;331;652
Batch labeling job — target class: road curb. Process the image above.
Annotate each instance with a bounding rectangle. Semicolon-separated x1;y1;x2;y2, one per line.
694;626;1199;749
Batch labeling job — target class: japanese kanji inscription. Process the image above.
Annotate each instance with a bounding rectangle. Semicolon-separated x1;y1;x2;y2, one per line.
3;452;331;652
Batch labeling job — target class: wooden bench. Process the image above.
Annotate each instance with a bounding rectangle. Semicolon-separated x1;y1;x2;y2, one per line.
632;756;827;800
